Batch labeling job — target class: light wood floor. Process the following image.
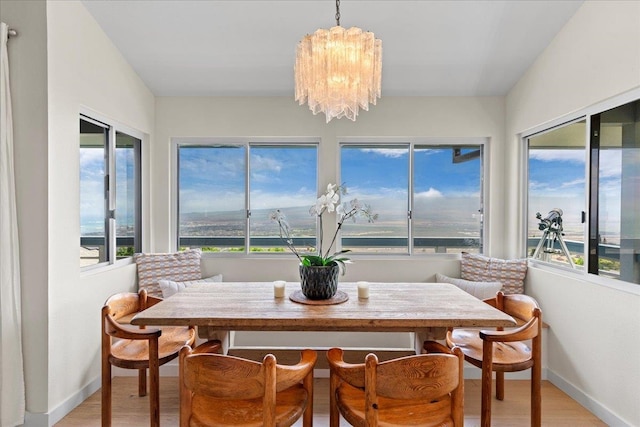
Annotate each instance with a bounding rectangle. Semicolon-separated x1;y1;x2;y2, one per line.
56;377;606;426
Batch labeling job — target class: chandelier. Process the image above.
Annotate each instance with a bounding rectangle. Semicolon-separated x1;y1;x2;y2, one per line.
294;0;382;123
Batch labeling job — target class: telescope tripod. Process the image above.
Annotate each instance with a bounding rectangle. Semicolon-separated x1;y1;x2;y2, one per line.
532;227;575;268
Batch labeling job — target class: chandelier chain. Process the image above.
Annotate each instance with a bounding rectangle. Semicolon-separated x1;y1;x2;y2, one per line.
335;0;341;26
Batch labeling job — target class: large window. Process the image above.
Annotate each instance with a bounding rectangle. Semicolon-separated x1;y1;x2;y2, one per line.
177;141;317;253
80;116;141;268
526;98;640;285
340;141;485;254
527;120;586;269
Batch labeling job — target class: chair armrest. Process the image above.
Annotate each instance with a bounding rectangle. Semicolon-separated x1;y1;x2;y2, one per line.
326;348;366;388
274;349;318;392
480;316;539;343
104;313;162;340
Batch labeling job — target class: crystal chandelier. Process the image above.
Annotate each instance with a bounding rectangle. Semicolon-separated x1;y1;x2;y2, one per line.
294;0;382;123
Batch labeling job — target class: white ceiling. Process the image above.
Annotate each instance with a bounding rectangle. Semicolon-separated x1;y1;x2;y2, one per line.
81;0;584;97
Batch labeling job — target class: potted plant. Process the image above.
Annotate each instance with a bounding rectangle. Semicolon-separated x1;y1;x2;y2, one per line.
271;183;377;299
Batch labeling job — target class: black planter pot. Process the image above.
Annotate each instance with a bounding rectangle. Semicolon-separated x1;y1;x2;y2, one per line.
299;264;339;300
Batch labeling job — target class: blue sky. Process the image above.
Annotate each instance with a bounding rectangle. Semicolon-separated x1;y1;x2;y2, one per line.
80;143;625;240
80;147;135;234
177;145;482;216
528;148;622;239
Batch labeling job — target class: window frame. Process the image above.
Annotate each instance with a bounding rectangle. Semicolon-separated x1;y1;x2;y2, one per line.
521;87;640;292
524;116;588;271
172;137;319;255
338;137;489;256
79;113;143;270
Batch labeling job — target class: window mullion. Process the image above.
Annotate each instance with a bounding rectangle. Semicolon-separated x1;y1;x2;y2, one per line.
408;142;414;255
245;143;251;254
588;115;601;275
479;145;485;254
106;125;116;264
133;139;142;254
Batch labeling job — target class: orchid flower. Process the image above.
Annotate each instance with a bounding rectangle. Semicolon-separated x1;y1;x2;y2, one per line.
271;182;377;275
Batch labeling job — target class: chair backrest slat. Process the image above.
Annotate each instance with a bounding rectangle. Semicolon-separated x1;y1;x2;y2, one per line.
183;353;265;399
375;353;461;400
328;346;464;426
105;293;140;321
180;347;316;427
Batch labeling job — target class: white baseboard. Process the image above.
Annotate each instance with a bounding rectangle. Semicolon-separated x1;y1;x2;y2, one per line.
546;369;631;427
21;376;101;427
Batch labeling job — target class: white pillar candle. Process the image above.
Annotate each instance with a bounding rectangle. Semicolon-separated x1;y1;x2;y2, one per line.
273;281;286;298
357;281;369;299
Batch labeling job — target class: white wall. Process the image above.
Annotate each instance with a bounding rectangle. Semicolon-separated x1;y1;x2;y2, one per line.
45;1;155;421
1;1;155;424
153;96;506;260
505;1;640;425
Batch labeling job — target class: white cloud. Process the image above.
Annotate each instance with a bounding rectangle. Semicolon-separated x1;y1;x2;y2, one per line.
415;187;444;198
80;148;104;166
599;150;622;179
360;148;407;158
250;189;316;210
560;178;585;188
180;188;244;213
251;155;282;173
529;150;585;163
181;155;244;182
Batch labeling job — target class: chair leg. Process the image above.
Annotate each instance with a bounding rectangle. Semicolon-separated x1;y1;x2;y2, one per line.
138;368;147;397
481;341;494;427
101;360;111;427
303;370;313;427
531;357;542;426
149;339;160;427
329;373;340;427
496;371;505;400
101;314;112;427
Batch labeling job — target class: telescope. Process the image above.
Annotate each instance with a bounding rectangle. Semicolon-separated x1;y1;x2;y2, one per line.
536;208;563;231
532;208;574;268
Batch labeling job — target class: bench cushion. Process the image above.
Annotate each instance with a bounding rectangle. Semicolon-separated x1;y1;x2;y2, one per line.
435;273;502;300
134;249;202;297
460;252;527;294
159;274;223;298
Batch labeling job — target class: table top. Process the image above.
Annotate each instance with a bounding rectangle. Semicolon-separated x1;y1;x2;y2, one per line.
131;282;515;332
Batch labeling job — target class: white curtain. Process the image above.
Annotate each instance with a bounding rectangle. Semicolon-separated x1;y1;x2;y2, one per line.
0;22;25;426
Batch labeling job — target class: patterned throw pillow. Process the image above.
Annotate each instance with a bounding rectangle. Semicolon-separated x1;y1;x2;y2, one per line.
158;274;223;298
460;252;528;294
134;249;203;298
435;273;503;300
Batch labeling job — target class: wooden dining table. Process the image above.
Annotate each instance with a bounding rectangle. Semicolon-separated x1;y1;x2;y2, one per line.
132;281;515;354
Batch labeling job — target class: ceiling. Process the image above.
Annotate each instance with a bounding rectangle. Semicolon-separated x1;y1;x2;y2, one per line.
81;0;584;97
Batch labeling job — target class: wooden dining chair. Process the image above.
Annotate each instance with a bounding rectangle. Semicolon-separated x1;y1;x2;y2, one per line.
444;291;542;427
327;344;465;427
179;346;317;427
101;289;220;427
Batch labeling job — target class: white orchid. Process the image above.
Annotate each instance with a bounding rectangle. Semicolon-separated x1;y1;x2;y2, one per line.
271;183;377;275
312;184;340;215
